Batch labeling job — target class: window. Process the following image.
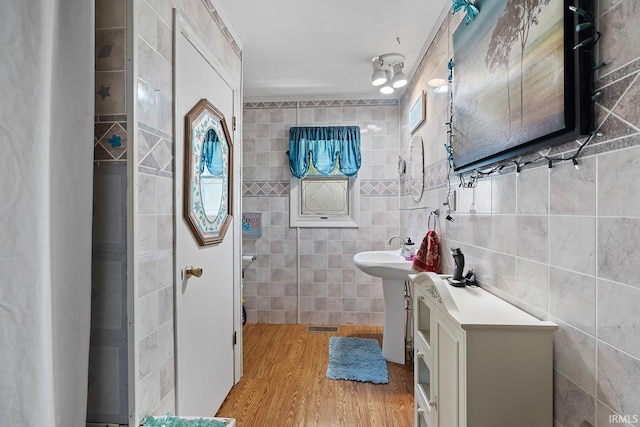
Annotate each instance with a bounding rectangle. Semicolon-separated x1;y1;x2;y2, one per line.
288;126;361;228
290;160;359;228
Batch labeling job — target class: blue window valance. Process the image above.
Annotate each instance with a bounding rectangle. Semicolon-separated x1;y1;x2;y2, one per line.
288;126;361;179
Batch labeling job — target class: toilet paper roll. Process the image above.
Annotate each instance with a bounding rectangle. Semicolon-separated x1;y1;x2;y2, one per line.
242;255;256;262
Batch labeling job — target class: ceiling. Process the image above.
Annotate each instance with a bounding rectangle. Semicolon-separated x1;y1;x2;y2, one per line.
215;0;451;101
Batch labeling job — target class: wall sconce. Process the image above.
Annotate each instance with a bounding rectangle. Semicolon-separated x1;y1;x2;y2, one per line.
371;53;407;94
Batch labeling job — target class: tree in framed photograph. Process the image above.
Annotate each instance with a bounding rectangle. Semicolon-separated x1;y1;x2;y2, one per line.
409;90;426;134
451;0;593;172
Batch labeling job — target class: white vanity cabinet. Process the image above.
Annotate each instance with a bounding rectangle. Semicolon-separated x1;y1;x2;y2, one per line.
411;272;558;427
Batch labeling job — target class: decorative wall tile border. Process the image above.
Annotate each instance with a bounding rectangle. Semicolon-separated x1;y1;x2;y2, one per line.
243;181;289;197
201;0;242;58
425;160;450;190
243;179;400;197
596;58;640;89
95;117;127;162
243;99;400;110
360;180;399;196
137;122;173;178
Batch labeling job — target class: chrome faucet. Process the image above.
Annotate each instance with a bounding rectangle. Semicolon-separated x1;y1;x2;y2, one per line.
388;235;408;246
389;235;415;259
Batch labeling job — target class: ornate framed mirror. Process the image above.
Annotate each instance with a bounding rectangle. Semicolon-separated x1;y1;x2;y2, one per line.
184;98;233;246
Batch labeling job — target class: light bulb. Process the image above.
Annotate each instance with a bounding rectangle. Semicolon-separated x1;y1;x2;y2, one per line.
371;60;387;86
380;85;394;94
391;63;407;88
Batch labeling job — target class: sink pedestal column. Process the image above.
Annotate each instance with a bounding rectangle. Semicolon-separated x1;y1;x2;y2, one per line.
381;279;406;364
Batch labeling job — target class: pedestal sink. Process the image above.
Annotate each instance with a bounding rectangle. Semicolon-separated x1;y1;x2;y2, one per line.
353;249;413;364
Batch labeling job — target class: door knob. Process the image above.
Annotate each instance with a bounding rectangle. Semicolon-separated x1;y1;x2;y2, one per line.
185;266;203;278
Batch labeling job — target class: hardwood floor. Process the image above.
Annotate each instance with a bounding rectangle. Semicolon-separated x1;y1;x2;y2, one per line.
216;324;414;427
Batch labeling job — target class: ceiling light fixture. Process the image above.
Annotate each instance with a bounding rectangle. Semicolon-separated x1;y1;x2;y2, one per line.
371;60;387;86
391;63;407;88
370;53;406;94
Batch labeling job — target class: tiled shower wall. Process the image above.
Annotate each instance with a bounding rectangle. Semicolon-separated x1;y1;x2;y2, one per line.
91;2;242;420
242;100;402;325
401;2;640;426
133;0;241;421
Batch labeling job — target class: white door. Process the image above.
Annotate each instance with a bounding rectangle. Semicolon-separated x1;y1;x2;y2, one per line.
174;18;236;416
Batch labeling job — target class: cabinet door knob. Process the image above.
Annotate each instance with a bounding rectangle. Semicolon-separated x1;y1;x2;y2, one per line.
429;397;437;409
417;408;424;415
417;351;424;359
418;295;425;302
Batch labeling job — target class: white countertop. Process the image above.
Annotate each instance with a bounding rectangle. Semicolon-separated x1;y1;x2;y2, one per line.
411;272;558;330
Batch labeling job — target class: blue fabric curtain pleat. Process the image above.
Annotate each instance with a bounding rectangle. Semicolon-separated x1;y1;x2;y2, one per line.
288;126;361;178
200;128;224;176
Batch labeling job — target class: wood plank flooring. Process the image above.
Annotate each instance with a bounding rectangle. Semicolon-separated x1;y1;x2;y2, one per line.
216;324;414;427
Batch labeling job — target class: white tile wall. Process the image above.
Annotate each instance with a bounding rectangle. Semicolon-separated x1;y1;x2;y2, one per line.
399;2;640;425
242;100;401;325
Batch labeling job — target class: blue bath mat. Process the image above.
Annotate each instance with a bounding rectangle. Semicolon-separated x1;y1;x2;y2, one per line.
326;336;388;384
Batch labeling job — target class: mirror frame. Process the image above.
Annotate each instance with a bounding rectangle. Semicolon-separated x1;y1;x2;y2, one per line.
184;98;233;246
410;135;424;203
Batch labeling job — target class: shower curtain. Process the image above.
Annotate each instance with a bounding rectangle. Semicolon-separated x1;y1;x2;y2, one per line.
0;1;94;425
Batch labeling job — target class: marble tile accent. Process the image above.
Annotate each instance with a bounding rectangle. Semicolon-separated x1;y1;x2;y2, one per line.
598;217;640;286
549;267;596;335
491;173;516;214
159;355;175;400
597;342;640;419
549;157;596;215
598;146;640;216
138;174;157;215
139;331;159;379
553;371;595;427
136;292;159;339
138;253;158;298
158;284;174;327
549;216;596;275
157;215;173;251
517;166;549;215
515;258;548;312
459;179;491;213
552;318;596;394
598;0;640;75
156;177;173;215
469;214;492;248
598;279;640;358
516;215;548;263
136;369;160;421
138;215;158;255
491;214;516;254
491;252;516;296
